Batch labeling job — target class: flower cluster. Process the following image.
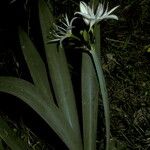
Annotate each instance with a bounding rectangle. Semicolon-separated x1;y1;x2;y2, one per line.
49;1;119;47
75;1;119;30
49;14;76;47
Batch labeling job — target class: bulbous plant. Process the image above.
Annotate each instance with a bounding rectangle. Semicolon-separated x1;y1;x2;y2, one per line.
0;0;119;150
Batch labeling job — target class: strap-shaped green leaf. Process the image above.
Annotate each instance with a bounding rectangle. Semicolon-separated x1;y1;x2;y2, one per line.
38;1;82;149
0;117;31;150
81;17;101;150
94;24;110;150
81;53;99;150
19;28;53;103
0;77;80;150
90;50;110;150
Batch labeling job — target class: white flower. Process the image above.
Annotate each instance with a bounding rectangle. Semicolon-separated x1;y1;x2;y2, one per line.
75;1;119;29
49;14;77;47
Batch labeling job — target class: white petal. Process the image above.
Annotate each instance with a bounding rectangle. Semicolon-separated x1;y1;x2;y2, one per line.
104;14;118;20
80;1;88;14
99;5;109;20
96;3;104;18
53;23;59;30
56;25;66;32
75;12;95;20
61;21;68;28
74;12;90;24
49;39;60;42
103;3;109;16
60;36;68;47
87;5;94;17
70;17;78;26
53;34;63;38
83;18;90;25
65;14;70;25
107;5;119;15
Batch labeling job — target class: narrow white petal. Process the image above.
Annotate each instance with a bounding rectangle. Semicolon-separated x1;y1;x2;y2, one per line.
56;25;66;32
96;3;104;18
49;39;60;42
53;34;63;38
52;30;59;35
58;31;66;36
107;5;119;15
75;12;95;20
83;18;90;25
87;5;94;17
61;21;68;28
102;2;109;17
53;28;65;36
91;3;94;14
65;14;70;26
53;23;59;30
59;36;68;47
99;3;109;20
104;14;118;20
70;17;78;26
80;1;88;14
68;26;74;30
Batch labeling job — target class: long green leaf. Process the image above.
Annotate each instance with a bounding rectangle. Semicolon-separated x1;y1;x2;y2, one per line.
81;53;99;150
38;1;82;149
94;24;110;150
0;77;80;150
19;28;53;104
0;117;31;150
90;50;110;150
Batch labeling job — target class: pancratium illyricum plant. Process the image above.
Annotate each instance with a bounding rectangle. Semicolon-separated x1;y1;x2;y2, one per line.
75;1;119;30
0;0;119;150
